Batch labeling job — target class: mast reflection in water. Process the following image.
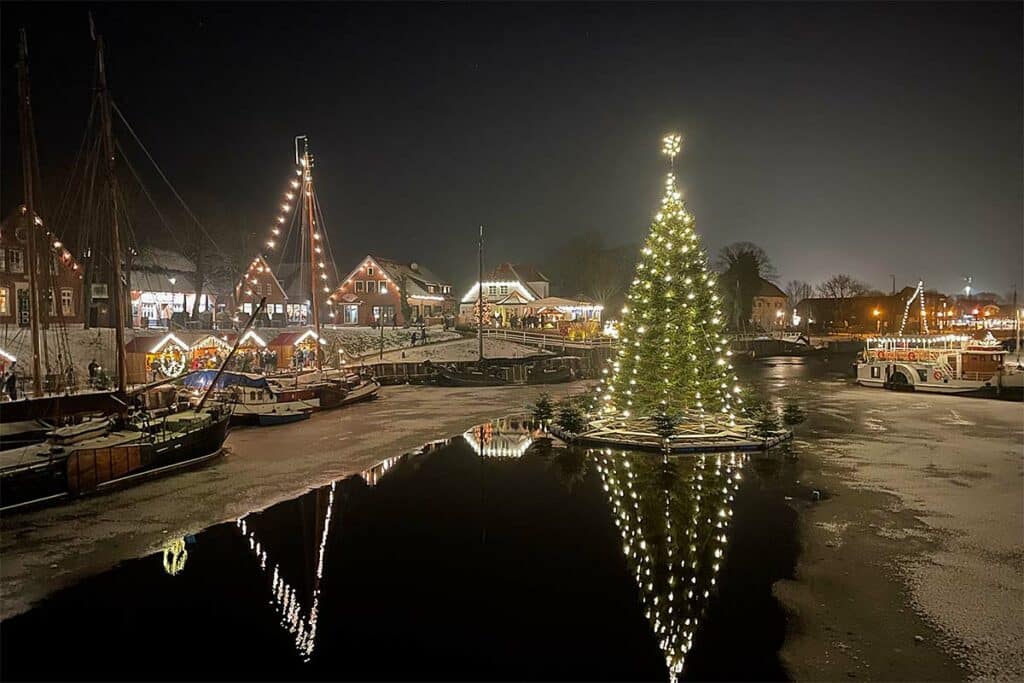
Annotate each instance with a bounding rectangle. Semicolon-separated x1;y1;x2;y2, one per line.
1;419;788;682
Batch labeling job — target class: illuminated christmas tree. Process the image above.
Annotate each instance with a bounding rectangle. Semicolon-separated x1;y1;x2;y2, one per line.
598;134;740;426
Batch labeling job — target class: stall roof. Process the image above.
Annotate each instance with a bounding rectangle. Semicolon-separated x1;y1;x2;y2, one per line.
268;330;326;347
529;296;603;309
124;332;205;354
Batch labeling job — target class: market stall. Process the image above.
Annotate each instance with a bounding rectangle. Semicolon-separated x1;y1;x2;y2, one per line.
267;330;325;370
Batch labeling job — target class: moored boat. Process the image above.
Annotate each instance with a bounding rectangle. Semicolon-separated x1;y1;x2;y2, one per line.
257;409;311;426
855;333;1023;397
0;405;231;513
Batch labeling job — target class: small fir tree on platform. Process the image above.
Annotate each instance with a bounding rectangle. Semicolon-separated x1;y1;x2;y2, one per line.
751;401;781;439
532;393;555;422
556;400;587;435
598;134;739;424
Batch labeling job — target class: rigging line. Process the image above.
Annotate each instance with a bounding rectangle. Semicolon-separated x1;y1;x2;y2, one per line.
312;192;340;290
115;138;187;253
52;98;99;226
111;100;224;255
275;191;302;276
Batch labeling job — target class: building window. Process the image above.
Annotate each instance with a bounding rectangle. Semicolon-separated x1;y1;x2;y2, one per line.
48;289;56;316
343;305;358;324
428;285;434;293
355;281;365;293
411;305;420;319
367;266;374;276
9;249;24;274
275;303;284;314
242;303;252;314
488;285;497;296
0;287;8;315
500;285;508;295
366;281;377;294
379;281;387;294
60;288;74;316
0;249;5;271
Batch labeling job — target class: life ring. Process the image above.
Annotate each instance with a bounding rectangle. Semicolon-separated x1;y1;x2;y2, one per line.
932;369;942;381
876;351;886;360
907;351;917;361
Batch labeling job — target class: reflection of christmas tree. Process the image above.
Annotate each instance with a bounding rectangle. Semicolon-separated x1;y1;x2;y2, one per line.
595;450;744;681
598;134;739;424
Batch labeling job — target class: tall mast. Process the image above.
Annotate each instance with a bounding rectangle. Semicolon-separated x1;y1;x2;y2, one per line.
478;225;484;362
94;26;128;395
300;139;322;370
16;29;44;397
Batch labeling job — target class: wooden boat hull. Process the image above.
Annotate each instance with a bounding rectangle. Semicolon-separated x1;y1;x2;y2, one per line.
0;391;122;424
526;367;574;384
0;411;230;514
340;380;380;405
433;367;510;387
257;410;311;426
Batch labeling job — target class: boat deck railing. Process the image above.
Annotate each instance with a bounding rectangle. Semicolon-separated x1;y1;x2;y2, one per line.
481;328;615;349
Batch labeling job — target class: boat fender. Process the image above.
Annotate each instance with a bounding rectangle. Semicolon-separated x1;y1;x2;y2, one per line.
907;351;917;361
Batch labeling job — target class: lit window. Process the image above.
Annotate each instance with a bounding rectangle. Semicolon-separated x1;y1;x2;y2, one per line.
366;281;377;294
0;249;5;271
379;281;387;294
0;287;8;315
355;281;365;293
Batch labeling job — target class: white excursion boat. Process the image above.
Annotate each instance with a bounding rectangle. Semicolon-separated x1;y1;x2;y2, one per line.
856;333;1022;396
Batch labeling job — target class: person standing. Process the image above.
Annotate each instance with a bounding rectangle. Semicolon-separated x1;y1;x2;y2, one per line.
5;363;18;401
411;330;418;346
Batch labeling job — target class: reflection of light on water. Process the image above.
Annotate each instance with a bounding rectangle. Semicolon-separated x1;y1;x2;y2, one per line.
235;480;336;662
463;422;534;458
162;538;188;576
362;454;402;486
595;449;744;682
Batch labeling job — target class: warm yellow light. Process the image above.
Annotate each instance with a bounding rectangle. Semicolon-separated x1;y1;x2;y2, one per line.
662;133;682;159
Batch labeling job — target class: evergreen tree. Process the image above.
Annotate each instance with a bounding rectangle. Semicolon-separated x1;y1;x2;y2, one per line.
531;393;555;421
600;135;739;423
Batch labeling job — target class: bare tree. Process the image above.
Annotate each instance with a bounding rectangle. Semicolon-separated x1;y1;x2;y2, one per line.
816;274;870;299
785;280;814;310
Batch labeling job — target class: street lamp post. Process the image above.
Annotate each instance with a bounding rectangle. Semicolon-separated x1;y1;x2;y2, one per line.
873;308;881;334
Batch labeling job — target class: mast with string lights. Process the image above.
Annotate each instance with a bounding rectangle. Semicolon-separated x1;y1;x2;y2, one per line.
236;137;339;368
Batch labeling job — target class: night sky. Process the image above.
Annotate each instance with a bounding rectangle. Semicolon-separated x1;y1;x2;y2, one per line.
2;2;1021;298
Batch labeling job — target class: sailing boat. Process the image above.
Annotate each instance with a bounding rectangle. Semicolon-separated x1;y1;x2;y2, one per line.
0;24;234;514
221;137;378;418
429;227;574;387
0;29;122;432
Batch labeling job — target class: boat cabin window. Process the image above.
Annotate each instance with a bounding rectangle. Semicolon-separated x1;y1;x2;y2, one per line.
870;366;881;379
917;369;929;382
250;391;257;401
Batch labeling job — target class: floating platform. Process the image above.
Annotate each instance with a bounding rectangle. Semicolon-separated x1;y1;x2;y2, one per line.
550;413;792;454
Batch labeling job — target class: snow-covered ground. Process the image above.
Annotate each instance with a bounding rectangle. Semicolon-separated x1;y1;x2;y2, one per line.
375;337;552;363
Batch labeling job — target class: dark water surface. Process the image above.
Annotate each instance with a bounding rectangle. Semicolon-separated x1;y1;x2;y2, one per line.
2;362;829;681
